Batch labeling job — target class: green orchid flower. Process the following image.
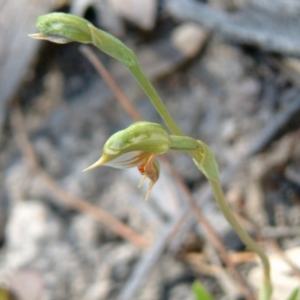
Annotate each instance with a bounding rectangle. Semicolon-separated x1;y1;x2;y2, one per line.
83;122;170;200
83;121;203;200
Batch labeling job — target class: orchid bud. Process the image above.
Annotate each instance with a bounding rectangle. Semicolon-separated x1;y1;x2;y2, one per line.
29;13;136;66
84;122;170;200
29;13;92;44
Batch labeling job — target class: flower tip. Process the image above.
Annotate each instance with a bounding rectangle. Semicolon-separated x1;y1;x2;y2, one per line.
145;181;155;201
28;33;45;39
138;172;157;201
28;32;72;44
83;157;105;172
138;175;147;188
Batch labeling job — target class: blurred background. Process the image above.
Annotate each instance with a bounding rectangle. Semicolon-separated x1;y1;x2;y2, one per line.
0;0;300;299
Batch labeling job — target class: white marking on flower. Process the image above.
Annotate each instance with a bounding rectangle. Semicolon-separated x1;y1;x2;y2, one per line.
105;151;145;169
129;134;148;144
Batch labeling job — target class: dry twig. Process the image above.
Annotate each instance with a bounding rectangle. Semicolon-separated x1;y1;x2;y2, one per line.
79;46;141;122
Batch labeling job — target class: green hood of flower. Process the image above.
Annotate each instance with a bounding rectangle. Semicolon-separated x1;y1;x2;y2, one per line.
84;122;170;171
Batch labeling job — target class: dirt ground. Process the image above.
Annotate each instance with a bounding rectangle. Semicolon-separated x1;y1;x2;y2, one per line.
0;0;300;299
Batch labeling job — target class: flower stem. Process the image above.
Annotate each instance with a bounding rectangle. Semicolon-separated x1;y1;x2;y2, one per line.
209;179;272;299
127;63;183;136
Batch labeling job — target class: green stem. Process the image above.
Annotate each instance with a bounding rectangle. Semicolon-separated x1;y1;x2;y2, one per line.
169;135;202;151
209;179;272;300
127;63;183;136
